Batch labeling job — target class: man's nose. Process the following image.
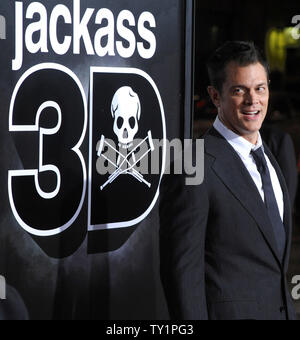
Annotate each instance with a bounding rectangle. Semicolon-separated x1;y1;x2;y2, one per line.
244;90;259;105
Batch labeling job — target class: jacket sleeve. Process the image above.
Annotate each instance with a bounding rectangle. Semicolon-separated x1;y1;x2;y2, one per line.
159;171;209;320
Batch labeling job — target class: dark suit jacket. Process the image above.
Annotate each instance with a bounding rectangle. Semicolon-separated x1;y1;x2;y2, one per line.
159;127;296;320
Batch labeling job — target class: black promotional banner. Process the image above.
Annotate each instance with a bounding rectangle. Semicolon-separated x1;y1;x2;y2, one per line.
0;0;193;319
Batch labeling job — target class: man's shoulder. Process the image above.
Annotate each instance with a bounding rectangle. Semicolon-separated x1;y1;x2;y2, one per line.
200;126;229;158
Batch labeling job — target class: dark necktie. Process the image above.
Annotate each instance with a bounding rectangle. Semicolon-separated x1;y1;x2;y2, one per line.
251;147;286;260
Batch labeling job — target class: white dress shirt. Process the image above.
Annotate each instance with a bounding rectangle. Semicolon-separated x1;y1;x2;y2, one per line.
213;116;284;221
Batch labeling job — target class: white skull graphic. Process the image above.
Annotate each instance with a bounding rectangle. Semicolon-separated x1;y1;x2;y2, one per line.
111;86;141;146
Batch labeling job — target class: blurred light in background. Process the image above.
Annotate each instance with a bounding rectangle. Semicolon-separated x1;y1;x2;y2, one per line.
266;26;300;73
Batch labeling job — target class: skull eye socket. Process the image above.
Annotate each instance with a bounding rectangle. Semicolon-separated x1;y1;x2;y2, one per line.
117;117;124;129
129;117;136;129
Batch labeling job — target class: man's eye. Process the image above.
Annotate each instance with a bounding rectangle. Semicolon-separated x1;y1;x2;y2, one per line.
233;88;244;94
257;87;265;92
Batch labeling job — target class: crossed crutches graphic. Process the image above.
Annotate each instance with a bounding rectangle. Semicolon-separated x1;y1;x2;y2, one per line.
97;131;155;191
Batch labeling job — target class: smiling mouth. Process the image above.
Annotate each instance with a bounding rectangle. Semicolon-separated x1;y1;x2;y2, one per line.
241;110;260;116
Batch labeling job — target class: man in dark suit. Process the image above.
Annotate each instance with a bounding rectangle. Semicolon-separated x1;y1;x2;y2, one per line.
159;41;297;320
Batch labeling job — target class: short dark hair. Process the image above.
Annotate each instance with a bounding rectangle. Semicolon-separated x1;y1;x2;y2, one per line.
206;41;270;93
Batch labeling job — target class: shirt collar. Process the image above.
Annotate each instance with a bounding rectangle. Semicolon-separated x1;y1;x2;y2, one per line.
213;116;263;159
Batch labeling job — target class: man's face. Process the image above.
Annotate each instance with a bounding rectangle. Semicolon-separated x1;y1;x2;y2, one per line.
208;61;269;144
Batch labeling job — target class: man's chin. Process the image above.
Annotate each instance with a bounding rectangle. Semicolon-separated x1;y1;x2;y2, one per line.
240;119;264;133
235;123;262;143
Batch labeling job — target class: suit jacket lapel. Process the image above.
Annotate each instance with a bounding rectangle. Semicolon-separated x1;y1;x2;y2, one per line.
263;143;292;269
205;128;282;266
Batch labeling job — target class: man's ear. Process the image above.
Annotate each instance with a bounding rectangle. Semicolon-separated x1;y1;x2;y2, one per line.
207;86;221;108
